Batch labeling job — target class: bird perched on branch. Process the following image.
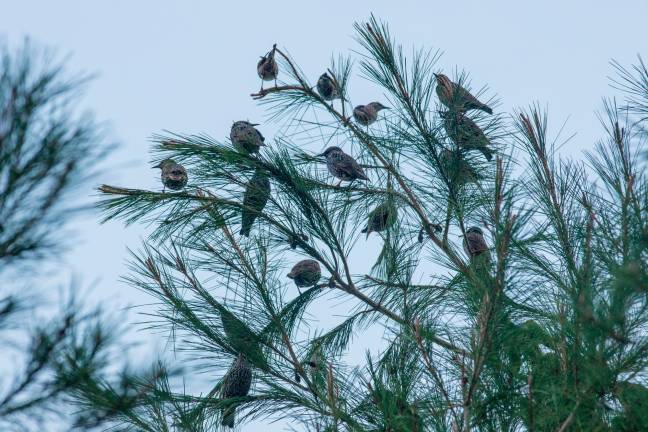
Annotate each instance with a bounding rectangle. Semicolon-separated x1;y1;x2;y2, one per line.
440;149;481;186
257;44;278;91
155;159;187;192
463;226;490;261
241;169;271;236
287;259;321;288
441;111;494;161
320;146;369;186
434;73;493;114
316;72;341;103
220;354;253;428
353;102;389;127
362;202;397;238
230;121;266;154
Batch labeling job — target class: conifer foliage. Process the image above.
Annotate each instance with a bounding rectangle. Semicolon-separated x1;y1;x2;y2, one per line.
93;18;648;431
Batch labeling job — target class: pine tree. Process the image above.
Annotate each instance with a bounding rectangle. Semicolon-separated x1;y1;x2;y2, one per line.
0;41;134;431
90;17;648;431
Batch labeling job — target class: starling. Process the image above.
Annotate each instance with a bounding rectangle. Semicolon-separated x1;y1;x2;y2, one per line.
240;169;271;237
155;159;188;192
316;72;341;102
320;146;369;185
463;226;490;260
440;148;480;185
434;73;493;114
287;259;321;288
362;202;397;238
441;111;494;161
230;121;266;154
257;45;278;91
353;102;389;127
220;354;253;428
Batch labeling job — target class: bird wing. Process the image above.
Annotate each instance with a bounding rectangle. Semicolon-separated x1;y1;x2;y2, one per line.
341;153;368;180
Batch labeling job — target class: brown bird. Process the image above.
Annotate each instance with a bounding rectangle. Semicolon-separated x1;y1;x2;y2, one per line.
463;226;490;260
353;102;389;127
257;44;278;91
155;159;188;192
434;73;493;114
230;121;266;154
220;354;253;428
320;146;369;186
440;111;494;161
362;202;397;238
316;72;341;103
287;259;321;288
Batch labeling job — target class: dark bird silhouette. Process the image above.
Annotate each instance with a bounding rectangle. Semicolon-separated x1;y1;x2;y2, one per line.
440;148;481;186
362;202;397;238
320;146;369;186
230;121;266;154
257;44;278;91
316;72;341;102
440;111;494;161
241;169;271;236
353;102;389;126
220;354;252;428
155;159;187;192
435;73;493;114
287;259;321;288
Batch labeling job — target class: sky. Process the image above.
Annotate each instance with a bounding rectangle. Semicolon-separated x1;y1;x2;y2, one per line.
2;1;647;430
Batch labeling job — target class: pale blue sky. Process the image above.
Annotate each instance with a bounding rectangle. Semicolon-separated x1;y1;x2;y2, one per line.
2;1;647;430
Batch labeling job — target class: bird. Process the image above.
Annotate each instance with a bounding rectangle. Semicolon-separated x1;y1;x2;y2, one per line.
362;202;397;238
257;44;278;91
241;169;271;236
230;121;266;154
353;102;389;127
320;146;370;186
316;72;341;103
440;111;494;161
434;73;493;114
287;259;321;288
220;354;253;428
463;226;490;261
440;148;481;186
155;159;187;192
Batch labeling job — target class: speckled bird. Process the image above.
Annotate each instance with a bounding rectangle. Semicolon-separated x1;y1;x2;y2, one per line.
362;202;397;238
230;121;266;154
320;146;369;186
441;111;494;161
316;72;341;102
220;354;253;429
257;44;278;91
240;169;271;237
353;102;389;127
463;226;490;260
287;259;321;288
435;73;493;114
155;159;188;192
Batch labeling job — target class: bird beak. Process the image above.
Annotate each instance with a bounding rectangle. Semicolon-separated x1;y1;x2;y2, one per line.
433;73;439;78
250;123;260;126
153;162;162;169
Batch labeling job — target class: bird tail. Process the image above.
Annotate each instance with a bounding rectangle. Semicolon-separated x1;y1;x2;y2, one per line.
240;226;250;237
481;147;494;162
221;406;236;428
